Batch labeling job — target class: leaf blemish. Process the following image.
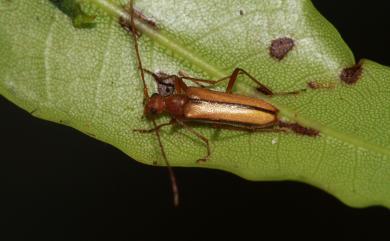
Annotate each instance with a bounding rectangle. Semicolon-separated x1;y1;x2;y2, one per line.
269;37;294;61
340;62;363;85
239;10;244;16
271;138;278;145
278;121;320;137
307;81;336;90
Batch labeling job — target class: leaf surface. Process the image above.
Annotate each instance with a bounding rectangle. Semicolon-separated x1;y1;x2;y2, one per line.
1;0;389;208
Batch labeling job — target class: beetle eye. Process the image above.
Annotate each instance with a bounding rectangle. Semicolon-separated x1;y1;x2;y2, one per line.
158;83;175;96
149;108;158;115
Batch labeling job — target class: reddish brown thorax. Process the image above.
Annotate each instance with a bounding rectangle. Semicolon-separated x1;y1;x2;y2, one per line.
165;95;189;119
144;93;189;119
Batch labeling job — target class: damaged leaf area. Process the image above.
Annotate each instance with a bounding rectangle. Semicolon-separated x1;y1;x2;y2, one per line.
0;0;389;208
269;37;295;61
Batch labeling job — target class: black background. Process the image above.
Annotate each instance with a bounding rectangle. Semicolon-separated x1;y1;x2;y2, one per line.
1;1;390;240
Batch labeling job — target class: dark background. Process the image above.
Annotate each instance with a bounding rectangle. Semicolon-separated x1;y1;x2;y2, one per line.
1;1;389;240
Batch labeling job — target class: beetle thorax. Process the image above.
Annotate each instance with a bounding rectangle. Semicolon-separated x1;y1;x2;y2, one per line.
165;95;189;119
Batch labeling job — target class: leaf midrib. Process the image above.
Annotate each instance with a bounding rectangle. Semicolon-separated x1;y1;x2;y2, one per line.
89;0;390;157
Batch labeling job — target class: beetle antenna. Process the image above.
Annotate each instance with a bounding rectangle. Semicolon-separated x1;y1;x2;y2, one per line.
152;119;179;206
129;0;148;99
129;0;179;206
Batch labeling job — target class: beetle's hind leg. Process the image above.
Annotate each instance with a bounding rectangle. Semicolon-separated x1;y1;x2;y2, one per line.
175;120;211;163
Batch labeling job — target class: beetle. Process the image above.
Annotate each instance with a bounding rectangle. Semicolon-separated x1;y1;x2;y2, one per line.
125;0;317;206
135;68;316;163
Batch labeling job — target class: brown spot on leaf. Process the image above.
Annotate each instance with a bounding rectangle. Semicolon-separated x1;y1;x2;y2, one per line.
278;121;319;137
307;81;336;90
340;63;363;85
269;37;294;60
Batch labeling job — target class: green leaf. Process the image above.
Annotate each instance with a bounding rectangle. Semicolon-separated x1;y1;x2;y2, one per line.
48;0;96;28
1;0;389;208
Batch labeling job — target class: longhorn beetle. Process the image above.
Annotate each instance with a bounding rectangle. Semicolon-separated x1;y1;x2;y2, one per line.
125;0;318;206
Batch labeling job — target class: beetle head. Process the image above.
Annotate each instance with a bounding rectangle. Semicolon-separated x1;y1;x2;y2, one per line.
144;93;166;118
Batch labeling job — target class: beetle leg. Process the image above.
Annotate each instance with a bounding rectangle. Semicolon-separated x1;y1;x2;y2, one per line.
225;68;273;95
175;120;211;163
180;75;230;87
177;71;207;88
227;68;307;96
133;119;175;133
178;68;272;94
177;68;269;94
181;68;305;96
